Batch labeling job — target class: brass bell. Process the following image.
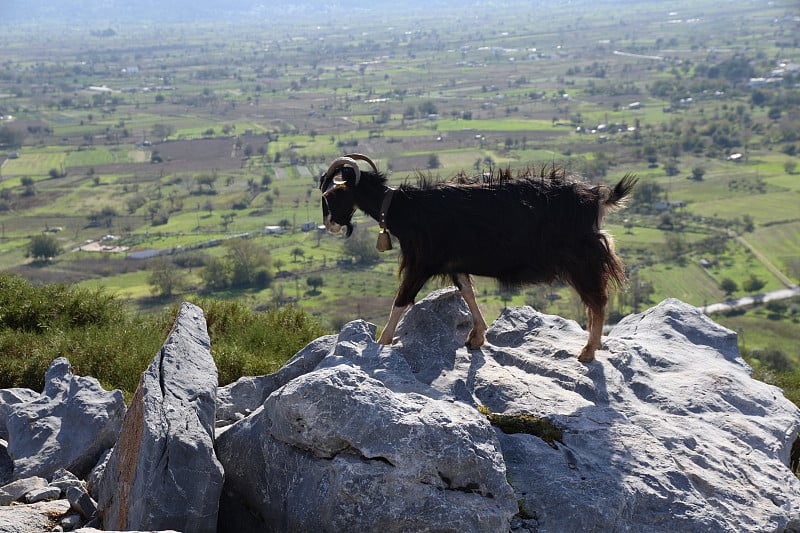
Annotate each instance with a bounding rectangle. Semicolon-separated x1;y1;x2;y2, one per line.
376;229;392;252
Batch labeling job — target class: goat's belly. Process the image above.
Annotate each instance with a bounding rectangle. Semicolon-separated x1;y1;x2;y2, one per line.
444;259;554;285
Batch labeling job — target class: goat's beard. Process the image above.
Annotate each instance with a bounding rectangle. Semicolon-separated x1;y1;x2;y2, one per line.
344;222;354;237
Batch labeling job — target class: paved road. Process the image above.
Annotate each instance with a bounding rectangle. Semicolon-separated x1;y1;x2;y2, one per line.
698;286;800;315
693;229;799;315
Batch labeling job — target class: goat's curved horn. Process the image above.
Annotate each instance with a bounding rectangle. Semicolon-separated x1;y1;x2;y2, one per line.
343;153;379;174
325;156;361;186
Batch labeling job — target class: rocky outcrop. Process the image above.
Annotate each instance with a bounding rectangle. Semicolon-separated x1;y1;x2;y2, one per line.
0;389;39;441
397;292;800;532
215;290;800;532
216;321;517;533
215;335;336;428
96;302;223;533
1;290;799;532
5;359;126;481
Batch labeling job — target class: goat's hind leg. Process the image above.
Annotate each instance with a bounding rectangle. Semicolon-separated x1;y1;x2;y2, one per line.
454;273;488;349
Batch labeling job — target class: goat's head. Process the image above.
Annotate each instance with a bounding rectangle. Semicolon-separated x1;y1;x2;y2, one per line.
319;154;378;237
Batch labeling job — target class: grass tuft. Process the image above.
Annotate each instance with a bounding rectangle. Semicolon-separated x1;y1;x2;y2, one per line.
478;404;563;448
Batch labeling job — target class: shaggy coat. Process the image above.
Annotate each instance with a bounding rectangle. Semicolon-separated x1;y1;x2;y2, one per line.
320;158;637;362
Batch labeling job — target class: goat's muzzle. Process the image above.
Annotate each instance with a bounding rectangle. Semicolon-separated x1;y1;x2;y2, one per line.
323;218;353;237
323;216;342;234
321;198;354;237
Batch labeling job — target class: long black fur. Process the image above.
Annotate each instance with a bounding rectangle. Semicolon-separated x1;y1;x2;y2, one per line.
320;164;636;312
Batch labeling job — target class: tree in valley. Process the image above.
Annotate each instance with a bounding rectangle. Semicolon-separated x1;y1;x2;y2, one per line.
631;179;663;213
226;238;272;289
26;234;62;262
690;166;706;181
201;238;273;291
306;275;324;294
148;257;185;298
195;171;218;194
151;123;175;141
719;277;738;297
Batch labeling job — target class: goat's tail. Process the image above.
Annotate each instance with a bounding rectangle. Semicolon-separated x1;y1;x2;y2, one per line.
600;173;638;212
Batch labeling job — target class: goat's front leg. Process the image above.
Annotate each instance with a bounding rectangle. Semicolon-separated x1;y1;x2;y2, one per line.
454;273;488;349
578;305;604;363
377;304;409;345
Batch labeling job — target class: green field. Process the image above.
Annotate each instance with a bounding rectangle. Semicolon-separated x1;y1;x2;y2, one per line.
0;0;798;372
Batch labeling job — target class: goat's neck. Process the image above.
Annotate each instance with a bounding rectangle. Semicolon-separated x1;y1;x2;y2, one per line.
355;182;393;223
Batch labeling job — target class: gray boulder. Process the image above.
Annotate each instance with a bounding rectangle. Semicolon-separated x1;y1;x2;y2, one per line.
97;302;223;533
0;499;70;533
50;467;85;495
216;320;518;533
24;485;60;503
5;358;126;481
393;290;800;532
215;334;336;429
0;476;47;506
0;389;38;441
67;484;98;520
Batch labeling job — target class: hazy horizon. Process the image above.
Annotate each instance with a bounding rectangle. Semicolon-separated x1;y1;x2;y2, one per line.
1;0;666;25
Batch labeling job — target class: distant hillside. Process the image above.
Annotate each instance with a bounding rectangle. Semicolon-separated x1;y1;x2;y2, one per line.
1;0;655;24
3;0;463;22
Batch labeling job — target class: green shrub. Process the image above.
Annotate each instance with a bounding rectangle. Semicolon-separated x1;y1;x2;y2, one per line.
0;274;121;331
0;274;328;397
185;297;328;385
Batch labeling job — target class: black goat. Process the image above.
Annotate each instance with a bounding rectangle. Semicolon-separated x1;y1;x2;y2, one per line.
319;154;637;362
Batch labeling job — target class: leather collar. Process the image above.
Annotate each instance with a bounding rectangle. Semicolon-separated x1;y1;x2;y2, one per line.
379;187;395;230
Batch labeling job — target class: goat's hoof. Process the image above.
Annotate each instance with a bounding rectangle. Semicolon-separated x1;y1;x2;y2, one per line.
376;334;393;345
577;348;595;363
465;332;486;350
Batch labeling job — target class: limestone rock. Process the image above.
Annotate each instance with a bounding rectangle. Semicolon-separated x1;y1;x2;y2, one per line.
393;290;800;532
0;476;48;506
24;486;60;503
2;288;797;533
96;302;223;533
85;449;110;500
0;389;38;441
49;467;84;495
215;334;336;429
67;485;98;520
61;513;84;530
0;498;70;533
216;320;517;533
5;358;126;480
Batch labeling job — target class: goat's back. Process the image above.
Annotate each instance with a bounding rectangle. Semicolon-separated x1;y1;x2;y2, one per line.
391;176;615;284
